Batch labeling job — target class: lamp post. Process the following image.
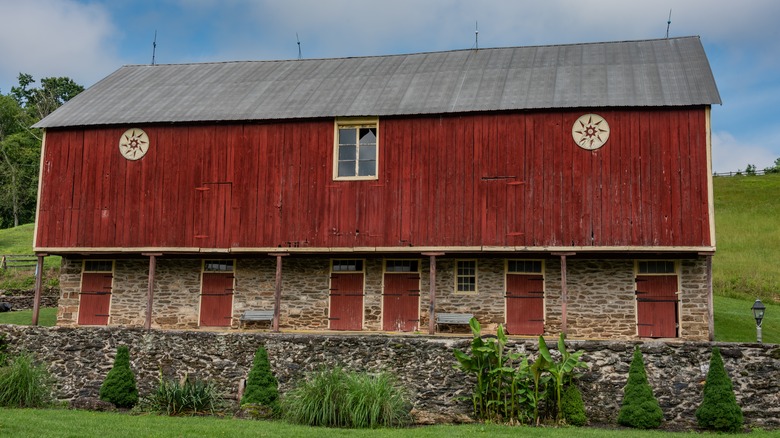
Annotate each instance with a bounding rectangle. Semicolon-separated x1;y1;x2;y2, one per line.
751;299;766;343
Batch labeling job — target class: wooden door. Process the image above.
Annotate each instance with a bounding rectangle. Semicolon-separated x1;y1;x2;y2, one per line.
505;274;544;335
382;273;420;332
200;272;234;326
195;183;232;248
636;275;678;338
78;272;112;325
329;273;364;330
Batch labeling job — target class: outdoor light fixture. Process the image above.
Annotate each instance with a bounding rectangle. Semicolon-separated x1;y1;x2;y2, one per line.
751;299;766;343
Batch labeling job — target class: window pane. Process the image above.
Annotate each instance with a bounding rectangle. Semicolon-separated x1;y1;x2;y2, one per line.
205;260;233;272
359;128;376;145
85;260;112;272
339;128;356;145
358;160;376;176
360;144;376;160
338;161;356;177
339;145;356;160
333;259;363;272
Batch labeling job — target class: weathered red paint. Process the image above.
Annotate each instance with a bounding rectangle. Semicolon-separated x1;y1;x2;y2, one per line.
36;108;712;251
199;273;233;327
383;273;420;332
78;273;112;325
329;273;364;331
636;275;679;338
505;274;545;335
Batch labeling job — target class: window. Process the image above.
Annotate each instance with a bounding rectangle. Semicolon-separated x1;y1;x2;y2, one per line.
456;260;477;293
637;260;676;274
204;260;234;272
332;259;364;272
334;119;378;180
385;260;419;272
507;260;543;274
83;260;113;272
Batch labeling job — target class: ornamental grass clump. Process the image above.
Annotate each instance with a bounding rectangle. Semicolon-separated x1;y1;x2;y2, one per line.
282;367;411;428
240;346;279;417
0;351;53;408
99;345;138;409
139;372;226;416
617;346;664;429
695;347;743;433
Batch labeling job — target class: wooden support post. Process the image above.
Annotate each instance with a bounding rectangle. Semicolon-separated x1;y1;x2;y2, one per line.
143;253;162;331
269;253;289;333
423;252;444;335
31;254;46;326
553;252;575;336
705;255;714;341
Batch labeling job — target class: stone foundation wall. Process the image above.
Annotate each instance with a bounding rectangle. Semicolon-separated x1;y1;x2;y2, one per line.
0;291;59;310
0;325;777;430
57;255;711;340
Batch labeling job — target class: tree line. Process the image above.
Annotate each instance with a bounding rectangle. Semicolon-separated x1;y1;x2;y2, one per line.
0;74;83;229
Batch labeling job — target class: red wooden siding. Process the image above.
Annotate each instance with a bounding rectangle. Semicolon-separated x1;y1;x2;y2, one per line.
383;273;420;332
200;273;234;327
78;272;112;325
329;273;364;330
36;108;712;250
636;275;678;338
505;274;545;335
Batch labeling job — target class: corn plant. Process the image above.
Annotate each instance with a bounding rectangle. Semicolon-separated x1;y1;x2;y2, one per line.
538;334;587;424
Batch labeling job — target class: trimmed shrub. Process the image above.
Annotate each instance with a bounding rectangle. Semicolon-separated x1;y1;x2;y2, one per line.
695;347;743;433
283;367;411;428
560;384;587;426
617;346;663;429
240;346;279;415
99;346;138;409
0;351;53;408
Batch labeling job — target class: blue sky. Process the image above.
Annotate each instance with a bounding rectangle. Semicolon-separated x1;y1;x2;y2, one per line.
1;0;778;172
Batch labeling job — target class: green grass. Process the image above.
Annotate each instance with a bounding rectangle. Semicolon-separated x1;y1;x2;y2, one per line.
714;296;779;343
712;174;780;304
0;308;57;327
0;408;777;438
0;224;60;271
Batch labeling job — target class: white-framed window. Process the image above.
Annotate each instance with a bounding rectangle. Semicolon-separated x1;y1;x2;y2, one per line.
83;260;114;273
455;260;477;293
385;259;420;273
332;259;364;273
507;259;543;274
334;118;378;180
204;259;234;272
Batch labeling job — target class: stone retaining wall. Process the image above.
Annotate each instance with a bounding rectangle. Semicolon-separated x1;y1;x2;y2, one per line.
0;325;777;430
0;291;59;310
56;255;711;340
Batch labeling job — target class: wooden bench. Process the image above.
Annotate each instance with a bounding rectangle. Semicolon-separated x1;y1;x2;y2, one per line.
239;310;274;327
435;313;473;325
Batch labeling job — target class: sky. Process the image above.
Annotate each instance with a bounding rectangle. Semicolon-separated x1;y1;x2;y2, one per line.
1;0;778;173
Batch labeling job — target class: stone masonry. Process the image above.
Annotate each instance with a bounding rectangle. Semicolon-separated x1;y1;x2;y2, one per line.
0;325;777;430
56;255;711;341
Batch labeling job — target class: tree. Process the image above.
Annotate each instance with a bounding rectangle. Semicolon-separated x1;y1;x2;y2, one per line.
99;346;138;409
695;347;743;432
240;346;280;417
617;346;664;429
0;74;83;228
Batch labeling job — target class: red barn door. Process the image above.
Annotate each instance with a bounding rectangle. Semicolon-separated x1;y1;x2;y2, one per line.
505;274;545;335
383;263;420;332
329;273;364;330
200;271;234;327
636;275;678;338
78;272;112;325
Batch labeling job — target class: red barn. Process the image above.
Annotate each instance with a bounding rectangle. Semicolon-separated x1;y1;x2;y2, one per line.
33;36;720;339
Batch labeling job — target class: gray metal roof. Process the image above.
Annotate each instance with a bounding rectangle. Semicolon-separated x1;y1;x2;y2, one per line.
35;36;721;128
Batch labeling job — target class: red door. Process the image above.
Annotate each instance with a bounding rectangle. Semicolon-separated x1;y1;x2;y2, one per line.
329;273;364;330
78;272;113;325
636;275;678;338
506;274;545;335
200;272;234;327
383;273;420;332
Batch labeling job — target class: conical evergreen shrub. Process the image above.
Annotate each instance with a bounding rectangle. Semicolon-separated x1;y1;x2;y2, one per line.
241;347;279;414
695;347;743;433
561;384;587;426
99;345;138;409
617;346;663;429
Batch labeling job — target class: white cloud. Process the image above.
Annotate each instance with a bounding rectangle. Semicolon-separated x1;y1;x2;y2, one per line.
711;131;778;174
0;0;120;93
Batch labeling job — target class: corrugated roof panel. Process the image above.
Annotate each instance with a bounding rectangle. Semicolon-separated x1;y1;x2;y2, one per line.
35;36;721;128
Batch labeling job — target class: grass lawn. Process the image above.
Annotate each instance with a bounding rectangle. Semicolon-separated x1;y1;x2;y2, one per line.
0;408;776;438
0;223;61;270
0;307;57;327
714;296;778;343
